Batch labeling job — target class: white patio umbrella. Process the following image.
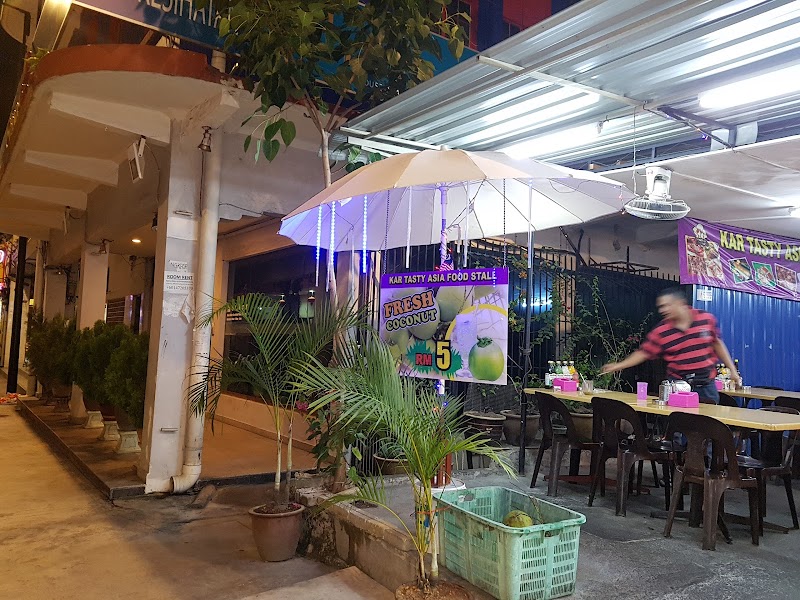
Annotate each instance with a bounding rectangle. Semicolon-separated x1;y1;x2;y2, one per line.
279;148;635;474
280;149;634;259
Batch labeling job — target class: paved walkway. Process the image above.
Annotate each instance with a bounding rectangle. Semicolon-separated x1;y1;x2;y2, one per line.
0;404;335;600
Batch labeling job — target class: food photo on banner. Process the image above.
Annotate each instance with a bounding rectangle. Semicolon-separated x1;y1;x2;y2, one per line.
679;217;800;301
379;267;509;384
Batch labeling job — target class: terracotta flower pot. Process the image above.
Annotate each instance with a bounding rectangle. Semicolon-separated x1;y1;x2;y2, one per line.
374;454;409;476
500;410;540;446
113;405;137;432
570;412;593;442
249;503;305;562
464;411;505;444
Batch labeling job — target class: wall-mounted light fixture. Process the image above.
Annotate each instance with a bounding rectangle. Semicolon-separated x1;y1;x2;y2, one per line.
198;126;212;152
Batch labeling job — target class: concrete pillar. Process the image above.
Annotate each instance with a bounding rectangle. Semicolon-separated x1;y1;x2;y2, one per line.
32;242;45;313
28;241;46;393
138;126;203;493
69;242;109;424
42;269;67;320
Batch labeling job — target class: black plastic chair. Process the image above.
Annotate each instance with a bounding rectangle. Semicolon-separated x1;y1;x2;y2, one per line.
737;406;800;532
588;397;672;516
663;412;759;550
530;392;599;497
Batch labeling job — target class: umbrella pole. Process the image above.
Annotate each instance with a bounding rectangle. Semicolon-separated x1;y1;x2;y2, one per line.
519;185;534;474
437;185;447;398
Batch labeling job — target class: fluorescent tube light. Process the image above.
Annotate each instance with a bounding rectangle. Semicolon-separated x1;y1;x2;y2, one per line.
699;65;800;109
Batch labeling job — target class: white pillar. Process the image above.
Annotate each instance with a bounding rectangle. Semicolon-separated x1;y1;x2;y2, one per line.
69;242;109;424
138;126;204;493
42;269;67;320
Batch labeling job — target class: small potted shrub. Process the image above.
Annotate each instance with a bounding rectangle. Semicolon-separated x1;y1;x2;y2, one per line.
104;329;148;452
27;313;76;400
74;322;130;427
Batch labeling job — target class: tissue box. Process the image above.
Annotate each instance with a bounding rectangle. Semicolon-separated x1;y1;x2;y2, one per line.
553;378;578;392
668;391;699;408
714;380;724;391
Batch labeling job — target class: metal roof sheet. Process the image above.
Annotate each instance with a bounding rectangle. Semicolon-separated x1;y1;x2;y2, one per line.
346;0;800;166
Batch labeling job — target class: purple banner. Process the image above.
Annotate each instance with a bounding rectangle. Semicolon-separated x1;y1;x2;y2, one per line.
380;267;509;289
679;217;800;301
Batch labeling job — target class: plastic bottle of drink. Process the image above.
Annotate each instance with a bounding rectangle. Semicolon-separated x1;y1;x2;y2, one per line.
561;361;571;376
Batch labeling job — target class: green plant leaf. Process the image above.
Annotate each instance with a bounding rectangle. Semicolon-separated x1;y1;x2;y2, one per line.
280;120;296;146
262;120;282;142
265;139;281;161
218;17;230;37
244;135;252;153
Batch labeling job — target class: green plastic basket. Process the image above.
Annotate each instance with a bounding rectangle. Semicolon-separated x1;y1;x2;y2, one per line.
435;487;585;600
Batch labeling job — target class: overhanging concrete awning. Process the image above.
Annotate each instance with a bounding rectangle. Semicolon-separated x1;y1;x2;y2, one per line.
0;44;245;245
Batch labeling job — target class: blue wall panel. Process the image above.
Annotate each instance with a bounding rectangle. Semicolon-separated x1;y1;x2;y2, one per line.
693;286;800;392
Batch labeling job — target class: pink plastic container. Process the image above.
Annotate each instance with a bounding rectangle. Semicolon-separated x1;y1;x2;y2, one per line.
668;391;700;408
714;380;724;391
553;378;578;392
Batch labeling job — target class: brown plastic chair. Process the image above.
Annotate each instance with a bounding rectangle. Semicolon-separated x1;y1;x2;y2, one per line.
663;412;760;550
588;397;672;516
530;392;600;497
736;406;800;531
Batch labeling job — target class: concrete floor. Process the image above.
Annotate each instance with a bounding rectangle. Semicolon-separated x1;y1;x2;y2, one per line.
380;462;800;600
0;404;335;600
20;399;317;497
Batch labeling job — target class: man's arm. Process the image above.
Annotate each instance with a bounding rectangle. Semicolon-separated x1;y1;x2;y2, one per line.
602;350;650;375
713;338;741;385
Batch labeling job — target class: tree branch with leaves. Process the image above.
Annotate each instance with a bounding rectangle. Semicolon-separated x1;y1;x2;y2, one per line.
214;0;469;185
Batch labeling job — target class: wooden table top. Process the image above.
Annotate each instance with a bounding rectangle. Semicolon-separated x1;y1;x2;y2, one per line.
523;388;800;431
725;387;800;401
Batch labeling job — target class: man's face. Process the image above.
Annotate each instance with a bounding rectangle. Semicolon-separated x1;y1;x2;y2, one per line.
656;295;686;322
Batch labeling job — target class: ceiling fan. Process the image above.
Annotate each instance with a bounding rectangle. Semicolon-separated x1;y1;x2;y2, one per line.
624;166;691;220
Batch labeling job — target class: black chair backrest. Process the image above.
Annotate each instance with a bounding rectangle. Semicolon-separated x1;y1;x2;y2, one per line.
665;412;742;482
591;397;645;453
774;396;800;413
718;392;738;408
759;406;800;466
536;392;585;445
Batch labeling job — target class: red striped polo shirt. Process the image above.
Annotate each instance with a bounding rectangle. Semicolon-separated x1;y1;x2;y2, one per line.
639;309;721;380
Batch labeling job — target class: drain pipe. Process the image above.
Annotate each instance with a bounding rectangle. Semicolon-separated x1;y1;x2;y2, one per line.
171;125;221;493
172;50;226;493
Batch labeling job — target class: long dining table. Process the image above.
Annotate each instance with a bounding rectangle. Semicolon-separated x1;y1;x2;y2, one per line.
523;388;800;431
726;387;800;402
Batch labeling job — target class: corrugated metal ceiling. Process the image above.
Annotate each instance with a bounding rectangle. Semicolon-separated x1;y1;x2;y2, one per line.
345;0;800;167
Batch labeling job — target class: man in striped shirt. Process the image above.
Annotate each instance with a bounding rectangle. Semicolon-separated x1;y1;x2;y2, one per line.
602;288;741;404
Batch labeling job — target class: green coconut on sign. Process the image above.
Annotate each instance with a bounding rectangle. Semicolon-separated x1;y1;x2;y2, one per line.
409;300;440;340
468;337;505;381
436;285;470;322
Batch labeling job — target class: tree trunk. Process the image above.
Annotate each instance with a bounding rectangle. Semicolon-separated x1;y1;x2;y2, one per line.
321;129;332;188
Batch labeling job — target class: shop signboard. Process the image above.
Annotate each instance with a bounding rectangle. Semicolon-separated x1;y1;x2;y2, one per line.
73;0;477;70
379;268;509;385
679;217;800;302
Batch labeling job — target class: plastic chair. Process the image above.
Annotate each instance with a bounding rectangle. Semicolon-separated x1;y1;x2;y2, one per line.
663;412;760;550
588;397;672;516
530;392;600;497
736;406;800;532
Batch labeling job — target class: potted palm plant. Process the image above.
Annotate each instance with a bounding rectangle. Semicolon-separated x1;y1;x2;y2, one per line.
189;293;361;562
296;339;514;599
